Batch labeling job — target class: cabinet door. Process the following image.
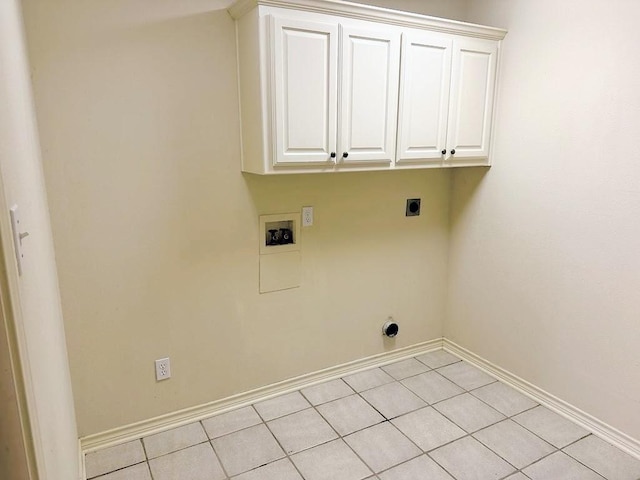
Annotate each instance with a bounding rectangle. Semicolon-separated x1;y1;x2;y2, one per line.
271;16;338;166
339;26;400;165
446;37;498;164
396;32;452;164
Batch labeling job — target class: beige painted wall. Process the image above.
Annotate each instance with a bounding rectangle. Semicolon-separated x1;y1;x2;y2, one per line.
21;0;465;437
0;0;79;477
448;0;640;440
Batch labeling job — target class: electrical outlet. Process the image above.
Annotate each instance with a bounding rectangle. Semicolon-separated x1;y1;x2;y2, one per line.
155;358;171;381
302;206;313;227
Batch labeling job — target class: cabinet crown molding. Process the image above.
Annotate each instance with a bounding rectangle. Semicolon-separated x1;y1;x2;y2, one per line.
228;0;507;40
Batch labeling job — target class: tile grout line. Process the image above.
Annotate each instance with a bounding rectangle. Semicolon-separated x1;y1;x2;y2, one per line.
504;410;602;477
86;460;149;480
302;391;378;479
212;406;297;479
256;372;424;479
392;355;556;479
86;350;629;480
375;353;497;479
424;354;607;480
336;356;497;478
425;357;574;479
516;441;607;480
426;357;597;478
262;405;339;480
138;437;154;480
224;395;373;479
83;359;489;479
315;395;418;479
205;404;308;478
298;379;385;480
201;418;233;480
86;353;489;479
558;435;610;480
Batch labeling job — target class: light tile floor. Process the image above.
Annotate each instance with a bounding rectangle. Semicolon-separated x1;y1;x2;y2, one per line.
85;349;640;480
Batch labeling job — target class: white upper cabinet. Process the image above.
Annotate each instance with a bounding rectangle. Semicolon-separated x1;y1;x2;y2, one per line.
339;26;400;166
445;37;499;165
396;32;452;165
230;0;506;174
271;20;400;168
397;34;499;167
271;17;338;166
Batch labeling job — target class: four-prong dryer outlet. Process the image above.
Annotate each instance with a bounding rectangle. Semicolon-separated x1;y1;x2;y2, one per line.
406;199;421;216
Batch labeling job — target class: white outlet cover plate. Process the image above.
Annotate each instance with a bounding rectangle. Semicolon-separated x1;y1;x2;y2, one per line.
155;358;171;381
302;206;313;227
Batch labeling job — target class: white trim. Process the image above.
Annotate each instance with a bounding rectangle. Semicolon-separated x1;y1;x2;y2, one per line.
486;38;503;166
80;338;443;454
228;0;507;40
443;339;640;461
228;0;256;18
1;1;80;477
78;439;85;480
80;337;640;472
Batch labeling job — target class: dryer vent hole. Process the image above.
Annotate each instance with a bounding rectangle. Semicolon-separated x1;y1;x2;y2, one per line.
382;321;399;337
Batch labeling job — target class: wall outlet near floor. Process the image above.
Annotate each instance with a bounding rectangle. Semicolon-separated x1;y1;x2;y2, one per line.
155;358;171;381
302;206;313;227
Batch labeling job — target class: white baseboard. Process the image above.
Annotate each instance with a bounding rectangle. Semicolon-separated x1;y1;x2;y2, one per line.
443;338;640;460
80;338;443;454
78;439;85;480
80;336;640;472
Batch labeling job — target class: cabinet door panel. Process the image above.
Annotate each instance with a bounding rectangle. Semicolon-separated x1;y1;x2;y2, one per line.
446;37;498;163
340;26;400;164
396;32;452;163
272;16;338;166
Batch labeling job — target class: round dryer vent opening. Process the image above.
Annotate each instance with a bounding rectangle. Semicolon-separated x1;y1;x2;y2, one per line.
382;319;399;338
